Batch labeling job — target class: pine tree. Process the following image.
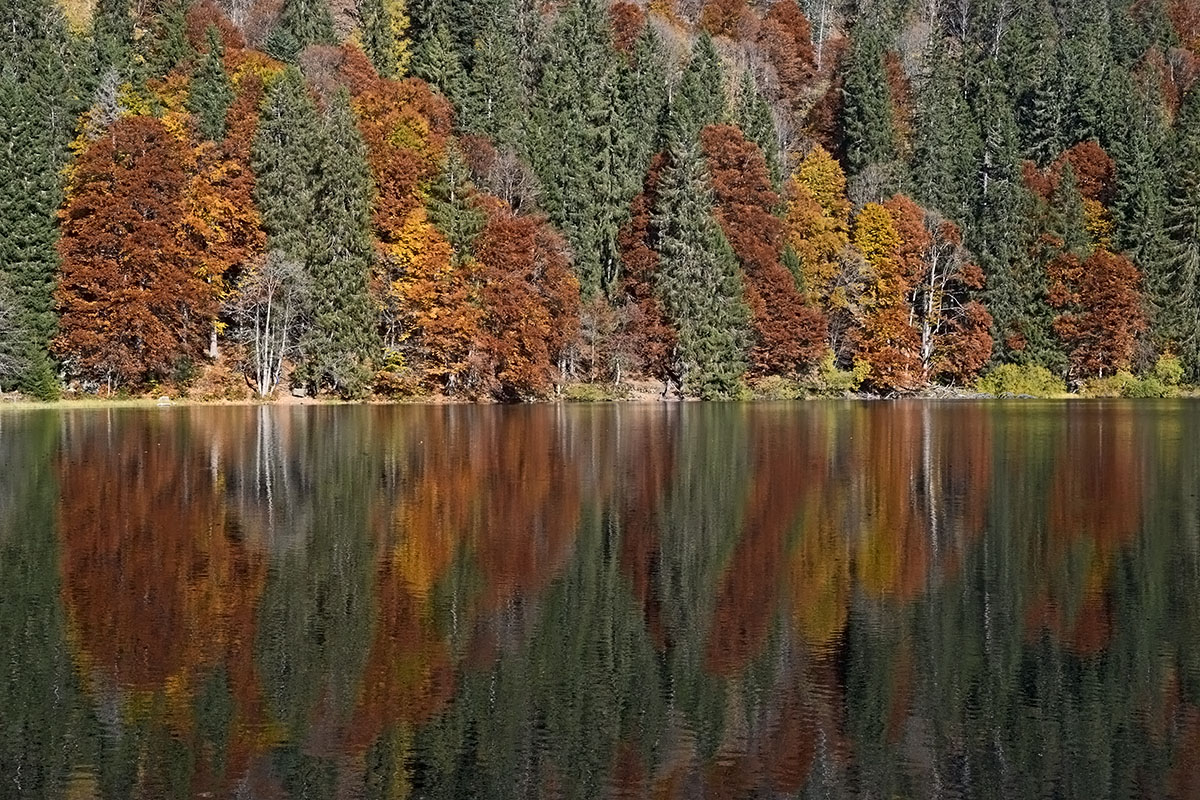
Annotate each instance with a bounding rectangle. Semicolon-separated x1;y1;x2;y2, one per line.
735;72;781;190
1112;69;1170;332
144;0;193;76
427;142;485;263
0;0;77;396
462;0;523;150
252;67;323;267
1159;85;1200;379
911;46;980;222
300;90;379;397
971;61;1055;368
652;139;750;398
623;23;667;176
667;33;726;144
1050;163;1091;257
527;0;634;296
839;25;898;177
410;23;467;105
92;0;134;78
187;27;234;142
358;0;411;78
266;0;336;62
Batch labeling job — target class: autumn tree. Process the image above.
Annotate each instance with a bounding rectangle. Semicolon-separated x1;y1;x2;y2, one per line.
472;201;581;399
850;202;922;392
1048;248;1146;381
614;154;677;386
701;124;824;376
56;116;216;389
785;145;851;351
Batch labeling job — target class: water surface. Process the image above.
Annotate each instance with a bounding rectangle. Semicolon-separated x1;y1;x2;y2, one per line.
3;401;1200;799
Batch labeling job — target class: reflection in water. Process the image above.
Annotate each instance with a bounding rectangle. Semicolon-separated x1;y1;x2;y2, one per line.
3;401;1200;798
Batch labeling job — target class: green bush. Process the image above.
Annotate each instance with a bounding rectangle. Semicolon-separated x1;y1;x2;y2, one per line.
1080;369;1175;398
976;364;1066;397
751;375;806;400
1154;355;1185;386
562;382;630;402
1123;376;1170;398
816;352;868;394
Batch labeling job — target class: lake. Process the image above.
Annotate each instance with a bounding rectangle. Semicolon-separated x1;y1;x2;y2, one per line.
2;401;1200;799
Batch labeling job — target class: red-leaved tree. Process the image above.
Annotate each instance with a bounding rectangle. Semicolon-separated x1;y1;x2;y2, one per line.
56;116;218;389
701;124;825;375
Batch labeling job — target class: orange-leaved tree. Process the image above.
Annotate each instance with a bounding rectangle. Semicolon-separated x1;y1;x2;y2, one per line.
56;116;218;389
473;200;581;399
1048;248;1146;380
702;123;825;375
850;201;922;392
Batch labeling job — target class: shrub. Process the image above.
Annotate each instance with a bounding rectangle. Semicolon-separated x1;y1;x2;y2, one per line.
1154;355;1184;386
976;364;1066;397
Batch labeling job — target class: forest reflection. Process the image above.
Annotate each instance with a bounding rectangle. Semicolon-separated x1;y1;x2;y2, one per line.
3;401;1200;799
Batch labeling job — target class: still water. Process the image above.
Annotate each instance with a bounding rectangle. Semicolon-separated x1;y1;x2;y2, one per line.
2;401;1200;799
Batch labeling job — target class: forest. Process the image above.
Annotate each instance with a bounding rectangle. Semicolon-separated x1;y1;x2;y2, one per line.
3;0;1200;400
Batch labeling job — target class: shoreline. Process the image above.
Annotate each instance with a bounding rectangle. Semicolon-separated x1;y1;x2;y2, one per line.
4;387;1193;410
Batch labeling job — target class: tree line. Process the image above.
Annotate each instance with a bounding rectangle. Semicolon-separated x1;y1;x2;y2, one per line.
3;0;1200;399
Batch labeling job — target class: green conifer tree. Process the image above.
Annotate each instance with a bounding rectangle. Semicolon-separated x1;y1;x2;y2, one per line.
667;33;726;144
252;67;323;266
144;0;193;76
652;139;750;399
300;90;380;396
839;25;898;177
92;0;134;78
462;0;523;150
1050;163;1091;257
623;23;667;176
0;0;78;396
527;0;634;296
911;47;980;222
411;23;467;105
266;0;336;62
735;72;781;190
358;0;401;78
1159;86;1200;379
427;142;486;264
187;27;234;143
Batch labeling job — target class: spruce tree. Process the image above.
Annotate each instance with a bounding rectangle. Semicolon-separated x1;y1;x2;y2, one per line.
839;25;898;177
1113;74;1170;333
910;45;980;222
1159;86;1200;379
527;0;633;296
252;67;323;267
652;139;750;399
188;27;234;143
266;0;336;62
92;0;134;78
462;0;523;150
144;0;193;76
623;23;667;176
357;0;409;78
411;23;467;105
971;62;1056;368
735;72;781;190
1050;163;1091;257
0;0;77;396
301;90;379;396
427;142;485;264
667;33;726;144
